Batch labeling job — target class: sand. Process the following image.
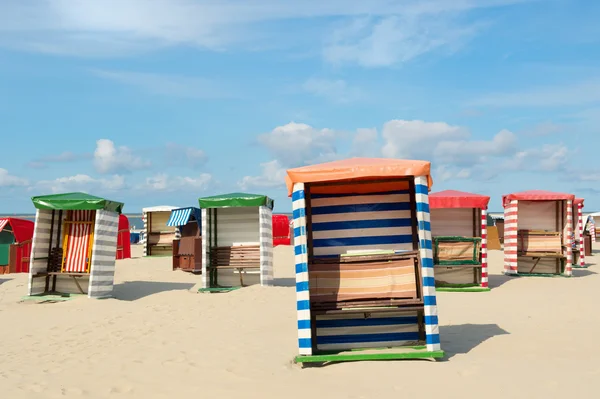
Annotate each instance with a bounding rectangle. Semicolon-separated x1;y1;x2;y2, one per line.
1;245;599;398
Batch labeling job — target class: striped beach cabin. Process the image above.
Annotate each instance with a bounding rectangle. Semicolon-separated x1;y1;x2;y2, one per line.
199;193;273;291
503;190;574;277
142;205;178;257
286;158;444;364
429;190;490;292
27;192;123;299
167;207;202;272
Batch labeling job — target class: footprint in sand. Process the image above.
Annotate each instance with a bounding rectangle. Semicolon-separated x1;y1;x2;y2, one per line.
109;385;134;394
61;387;86;395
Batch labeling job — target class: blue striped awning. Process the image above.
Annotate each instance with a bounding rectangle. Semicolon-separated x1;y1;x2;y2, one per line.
167;207;201;227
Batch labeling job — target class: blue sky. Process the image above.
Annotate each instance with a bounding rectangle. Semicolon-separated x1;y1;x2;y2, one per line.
1;0;600;213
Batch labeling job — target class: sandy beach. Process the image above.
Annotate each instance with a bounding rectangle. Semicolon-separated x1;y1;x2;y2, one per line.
1;245;599;398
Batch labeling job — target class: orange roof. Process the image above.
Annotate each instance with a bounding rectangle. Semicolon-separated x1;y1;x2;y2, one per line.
285;157;432;196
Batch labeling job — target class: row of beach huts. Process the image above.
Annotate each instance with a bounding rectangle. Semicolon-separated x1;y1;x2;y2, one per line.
0;157;596;365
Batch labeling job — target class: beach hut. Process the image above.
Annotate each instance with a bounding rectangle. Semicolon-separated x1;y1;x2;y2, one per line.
116;214;131;260
273;214;291;246
27;192;123;298
286;158;443;364
429;190;490;292
503;190;574;277
0;217;34;274
167;207;202;272
199;193;274;290
142;205;178;256
572;198;586;268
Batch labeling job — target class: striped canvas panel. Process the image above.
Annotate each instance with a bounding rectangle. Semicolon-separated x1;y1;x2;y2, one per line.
430;208;475;237
292;183;312;356
481;209;488;287
201;209;209;288
517;232;562;253
88;210;119;298
504;200;518;275
564;200;573;276
142;212;148;256
259;205;274;286
28;209;57;295
436;241;479;261
315;311;420;351
167;208;193;227
63;210;95;273
215;207;260;246
578;203;585;267
414;175;441;352
0;219;8;232
308;258;417;303
310;191;414;257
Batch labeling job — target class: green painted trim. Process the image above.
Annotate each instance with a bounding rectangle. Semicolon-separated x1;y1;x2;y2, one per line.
510;272;569;277
198;192;274;210
198;286;242;293
436;286;491;292
294;350;444;364
21;293;84;302
572;265;589;269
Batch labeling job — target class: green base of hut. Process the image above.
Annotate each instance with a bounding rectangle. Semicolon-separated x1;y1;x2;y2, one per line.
294;346;444;365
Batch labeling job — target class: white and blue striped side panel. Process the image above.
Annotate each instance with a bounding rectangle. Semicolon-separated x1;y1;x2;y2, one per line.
315;311;420;351
88;210;119;299
310;190;413;257
259;205;274;286
414;175;441;352
167;208;193;227
292;183;312;356
201;208;209;288
142;212;148;256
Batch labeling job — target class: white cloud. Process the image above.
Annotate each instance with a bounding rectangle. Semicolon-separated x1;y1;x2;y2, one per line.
92;69;235;99
257;122;339;166
34;174;126;193
94;139;150;174
0;169;29;187
434;129;517;166
27;151;92;168
238;160;287;190
433;165;472;182
302;78;362;103
381;119;470;159
0;0;532;64
140;173;213;192
350;128;379;157
323;15;482;67
523;122;565;137
508;144;570;172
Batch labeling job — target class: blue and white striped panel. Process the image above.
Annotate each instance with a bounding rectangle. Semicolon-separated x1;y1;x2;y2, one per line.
259;205;274;286
167;208;193;227
315;311;420;351
201;208;208;288
414;175;441;352
293;183;312;356
310;190;413;257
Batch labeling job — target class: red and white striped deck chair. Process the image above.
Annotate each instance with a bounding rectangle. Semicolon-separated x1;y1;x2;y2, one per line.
62;210;95;273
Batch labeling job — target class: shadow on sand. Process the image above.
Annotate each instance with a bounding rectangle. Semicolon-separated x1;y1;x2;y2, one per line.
439;323;509;360
0;278;12;286
571;268;597;278
112;281;195;301
486;274;515;289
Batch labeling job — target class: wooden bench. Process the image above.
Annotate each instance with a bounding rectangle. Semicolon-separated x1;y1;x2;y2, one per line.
31;247;90;294
308;251;423;311
209;245;260;286
517;230;566;274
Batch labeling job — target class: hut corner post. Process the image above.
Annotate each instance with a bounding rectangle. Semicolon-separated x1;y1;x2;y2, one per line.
578;203;585;267
201;208;209;289
414;176;441;353
88;210;119;299
481;208;488;288
28;209;49;296
292;183;312;357
259;205;274;286
564;200;573;276
504;200;518;275
142;211;148;256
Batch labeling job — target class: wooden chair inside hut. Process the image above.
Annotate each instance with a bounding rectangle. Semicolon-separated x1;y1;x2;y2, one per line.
33;210;95;294
516;229;566;274
168;207;202;272
302;178;428;353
